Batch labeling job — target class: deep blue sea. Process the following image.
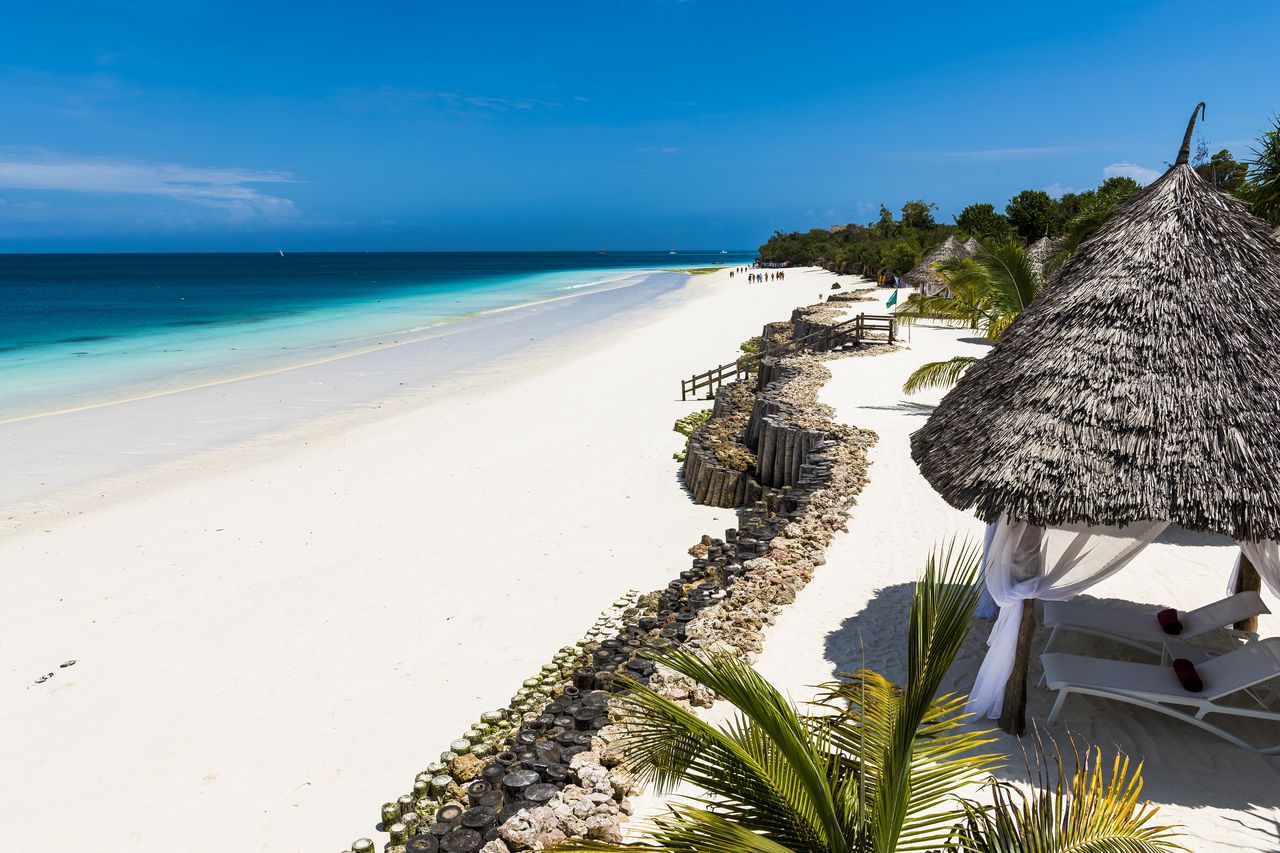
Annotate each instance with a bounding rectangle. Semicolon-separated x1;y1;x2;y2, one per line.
0;251;753;418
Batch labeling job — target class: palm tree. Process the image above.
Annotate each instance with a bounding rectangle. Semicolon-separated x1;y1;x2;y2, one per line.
554;541;1181;853
891;240;1043;393
1243;114;1280;226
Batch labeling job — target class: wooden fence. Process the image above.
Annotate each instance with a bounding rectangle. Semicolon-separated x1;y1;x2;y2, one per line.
680;312;896;401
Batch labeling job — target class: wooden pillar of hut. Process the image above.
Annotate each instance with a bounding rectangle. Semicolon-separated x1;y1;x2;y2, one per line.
1233;554;1262;632
997;599;1037;736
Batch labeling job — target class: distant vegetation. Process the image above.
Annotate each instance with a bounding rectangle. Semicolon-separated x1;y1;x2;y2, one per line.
758;114;1280;276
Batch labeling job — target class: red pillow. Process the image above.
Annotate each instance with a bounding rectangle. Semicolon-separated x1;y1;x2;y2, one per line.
1156;608;1183;635
1172;658;1203;692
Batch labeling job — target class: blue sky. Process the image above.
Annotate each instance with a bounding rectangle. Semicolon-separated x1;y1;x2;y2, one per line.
1;0;1277;252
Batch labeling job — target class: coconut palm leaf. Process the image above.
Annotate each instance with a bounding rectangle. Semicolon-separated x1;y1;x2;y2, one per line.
829;538;990;852
893;258;990;332
602;664;835;850
903;357;980;394
891;291;984;330
602;642;857;850
972;240;1042;339
952;736;1185;853
900;240;1042;394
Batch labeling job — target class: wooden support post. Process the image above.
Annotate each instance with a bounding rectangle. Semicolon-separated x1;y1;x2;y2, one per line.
1234;554;1262;632
998;599;1037;736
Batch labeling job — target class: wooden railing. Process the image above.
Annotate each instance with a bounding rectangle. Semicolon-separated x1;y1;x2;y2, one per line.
680;312;896;401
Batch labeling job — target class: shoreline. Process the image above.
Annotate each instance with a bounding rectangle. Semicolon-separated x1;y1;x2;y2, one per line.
0;264;729;424
0;269;702;526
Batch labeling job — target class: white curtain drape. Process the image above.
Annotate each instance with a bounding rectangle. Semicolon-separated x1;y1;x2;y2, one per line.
965;517;1169;719
1229;540;1280;598
976;522;1000;620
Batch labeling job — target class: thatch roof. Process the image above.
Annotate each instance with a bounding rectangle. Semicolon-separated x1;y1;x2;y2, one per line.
912;103;1280;542
962;237;981;255
1027;236;1057;279
903;236;969;291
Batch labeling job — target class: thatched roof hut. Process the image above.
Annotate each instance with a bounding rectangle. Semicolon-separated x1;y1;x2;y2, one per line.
962;237;982;255
912;103;1280;542
903;235;969;295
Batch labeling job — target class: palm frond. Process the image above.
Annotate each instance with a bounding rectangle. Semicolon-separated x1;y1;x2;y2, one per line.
902;357;979;394
605;670;830;850
638;648;846;849
952;734;1185;853
868;537;985;852
970;240;1043;340
802;538;987;851
891;292;984;329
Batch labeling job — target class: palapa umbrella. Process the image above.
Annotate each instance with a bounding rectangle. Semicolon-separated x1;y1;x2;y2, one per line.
911;102;1280;732
903;235;970;295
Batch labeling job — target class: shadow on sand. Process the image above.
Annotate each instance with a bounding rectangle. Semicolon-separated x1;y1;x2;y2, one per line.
820;583;1280;842
857;400;936;417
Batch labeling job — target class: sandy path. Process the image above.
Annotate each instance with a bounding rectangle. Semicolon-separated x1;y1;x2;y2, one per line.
0;267;847;852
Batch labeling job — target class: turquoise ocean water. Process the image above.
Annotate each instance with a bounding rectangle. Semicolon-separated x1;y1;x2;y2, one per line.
0;251;753;419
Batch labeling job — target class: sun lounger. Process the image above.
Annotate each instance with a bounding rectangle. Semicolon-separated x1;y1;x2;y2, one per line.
1041;639;1280;754
1042;591;1268;656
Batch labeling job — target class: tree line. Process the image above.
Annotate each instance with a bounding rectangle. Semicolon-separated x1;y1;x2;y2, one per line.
757;114;1280;276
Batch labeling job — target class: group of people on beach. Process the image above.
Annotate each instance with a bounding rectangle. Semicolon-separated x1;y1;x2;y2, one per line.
729;267;786;284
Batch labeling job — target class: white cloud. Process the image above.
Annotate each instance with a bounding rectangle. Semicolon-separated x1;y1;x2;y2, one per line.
1103;161;1161;185
0;149;298;217
1043;182;1083;197
636;146;681;155
343;86;561;112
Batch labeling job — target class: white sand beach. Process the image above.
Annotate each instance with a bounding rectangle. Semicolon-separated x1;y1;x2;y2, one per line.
0;267;843;852
6;267;1277;853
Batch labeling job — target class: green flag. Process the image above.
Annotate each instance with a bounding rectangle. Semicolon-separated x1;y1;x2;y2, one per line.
886;289;898;308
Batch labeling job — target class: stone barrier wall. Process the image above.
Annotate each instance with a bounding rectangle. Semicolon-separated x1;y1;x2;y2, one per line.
350;316;893;853
679;381;759;508
788;304;852;353
745;354;838;490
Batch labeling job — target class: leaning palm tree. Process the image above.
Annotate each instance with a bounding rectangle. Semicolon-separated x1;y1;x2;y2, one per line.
892;240;1043;393
554;541;1181;853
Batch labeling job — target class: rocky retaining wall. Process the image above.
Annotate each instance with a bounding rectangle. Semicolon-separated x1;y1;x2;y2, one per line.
788;304;853;353
349;326;891;853
679;381;760;508
746;354;839;490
